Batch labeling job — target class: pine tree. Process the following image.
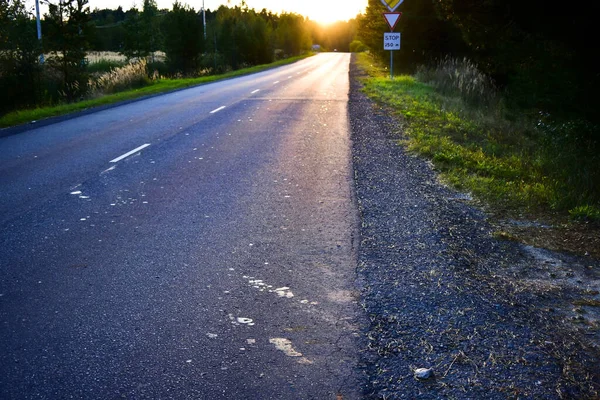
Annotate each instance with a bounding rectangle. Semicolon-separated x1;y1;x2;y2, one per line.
45;0;91;101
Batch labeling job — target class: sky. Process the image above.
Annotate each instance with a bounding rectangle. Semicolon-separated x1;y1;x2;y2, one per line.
27;0;368;25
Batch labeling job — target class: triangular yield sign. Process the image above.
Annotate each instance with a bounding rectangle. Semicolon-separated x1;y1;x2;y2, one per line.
383;12;402;31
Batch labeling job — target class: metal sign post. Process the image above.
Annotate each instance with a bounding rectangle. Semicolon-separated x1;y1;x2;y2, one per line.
383;32;401;79
381;0;404;80
35;0;44;64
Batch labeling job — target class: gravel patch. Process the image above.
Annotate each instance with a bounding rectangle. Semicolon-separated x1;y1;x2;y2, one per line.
348;54;600;399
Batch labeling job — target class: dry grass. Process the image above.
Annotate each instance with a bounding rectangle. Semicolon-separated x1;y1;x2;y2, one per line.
86;51;127;64
85;51;166;64
88;58;151;97
416;57;500;111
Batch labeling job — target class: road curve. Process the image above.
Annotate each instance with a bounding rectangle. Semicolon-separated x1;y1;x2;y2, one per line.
0;53;363;399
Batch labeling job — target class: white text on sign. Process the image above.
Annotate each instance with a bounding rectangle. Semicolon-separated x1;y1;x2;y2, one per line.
383;32;401;51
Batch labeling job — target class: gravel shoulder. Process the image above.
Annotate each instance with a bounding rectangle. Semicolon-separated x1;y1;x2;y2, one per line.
348;54;600;399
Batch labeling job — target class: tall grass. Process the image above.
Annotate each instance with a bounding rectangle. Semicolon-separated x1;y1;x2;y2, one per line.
88;59;151;97
416;57;499;108
87;59;127;74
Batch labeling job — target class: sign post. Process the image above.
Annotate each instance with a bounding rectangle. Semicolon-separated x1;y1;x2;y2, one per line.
382;11;402;80
381;0;404;79
383;32;401;79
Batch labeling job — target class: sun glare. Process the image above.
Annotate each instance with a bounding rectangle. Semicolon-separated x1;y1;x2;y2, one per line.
303;2;359;24
249;0;366;25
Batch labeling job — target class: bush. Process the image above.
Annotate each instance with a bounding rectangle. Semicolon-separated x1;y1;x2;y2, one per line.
349;40;367;53
569;205;600;222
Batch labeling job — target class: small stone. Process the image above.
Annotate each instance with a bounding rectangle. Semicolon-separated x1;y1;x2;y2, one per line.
414;368;433;380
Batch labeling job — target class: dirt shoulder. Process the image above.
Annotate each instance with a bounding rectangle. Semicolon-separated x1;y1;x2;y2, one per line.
349;54;600;399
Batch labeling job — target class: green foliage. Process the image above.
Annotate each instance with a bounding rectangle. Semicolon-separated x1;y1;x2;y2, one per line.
215;5;275;70
44;0;92;101
0;0;43;113
275;13;311;57
122;0;162;60
162;2;204;75
356;53;600;217
349;40;367;53
536;116;600;210
569;206;600;222
88;7;126;51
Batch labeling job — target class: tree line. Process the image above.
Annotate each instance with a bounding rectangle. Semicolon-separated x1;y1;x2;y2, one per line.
358;0;598;128
0;0;357;115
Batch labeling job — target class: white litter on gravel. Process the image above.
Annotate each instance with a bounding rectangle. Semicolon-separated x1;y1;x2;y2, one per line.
269;338;302;357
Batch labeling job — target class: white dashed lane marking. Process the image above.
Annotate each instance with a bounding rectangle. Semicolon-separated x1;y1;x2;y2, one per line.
210;106;226;114
110;143;151;163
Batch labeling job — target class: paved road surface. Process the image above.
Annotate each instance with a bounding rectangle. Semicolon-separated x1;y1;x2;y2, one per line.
0;53;362;399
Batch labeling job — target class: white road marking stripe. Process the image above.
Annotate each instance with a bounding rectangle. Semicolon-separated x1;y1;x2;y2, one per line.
110;144;151;163
100;165;116;175
251;89;260;94
210;106;226;114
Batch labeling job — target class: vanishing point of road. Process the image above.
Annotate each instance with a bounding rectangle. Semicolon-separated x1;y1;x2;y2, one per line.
0;53;363;399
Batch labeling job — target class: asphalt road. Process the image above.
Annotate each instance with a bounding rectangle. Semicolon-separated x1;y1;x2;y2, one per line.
0;53;362;399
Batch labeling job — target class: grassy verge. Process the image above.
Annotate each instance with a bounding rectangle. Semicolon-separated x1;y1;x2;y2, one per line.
356;52;599;219
355;52;600;256
0;54;313;129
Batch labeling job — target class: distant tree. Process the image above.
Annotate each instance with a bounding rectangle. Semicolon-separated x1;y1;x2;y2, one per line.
0;0;43;113
121;8;142;58
122;1;162;60
140;0;161;60
162;2;204;74
215;5;239;68
44;0;92;101
275;13;310;57
216;5;274;69
89;7;127;51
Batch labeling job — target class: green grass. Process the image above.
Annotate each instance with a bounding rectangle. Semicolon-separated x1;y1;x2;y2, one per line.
0;54;313;129
355;52;592;219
